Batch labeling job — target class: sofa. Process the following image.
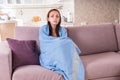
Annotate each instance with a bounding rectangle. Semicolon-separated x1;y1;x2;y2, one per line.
1;23;120;80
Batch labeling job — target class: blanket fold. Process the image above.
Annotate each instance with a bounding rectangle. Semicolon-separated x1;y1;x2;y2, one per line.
39;24;85;80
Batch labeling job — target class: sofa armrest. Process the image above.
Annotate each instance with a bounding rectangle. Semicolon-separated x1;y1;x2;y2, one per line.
0;41;12;80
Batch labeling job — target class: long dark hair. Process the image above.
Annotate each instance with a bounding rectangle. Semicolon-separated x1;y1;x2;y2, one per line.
47;9;61;37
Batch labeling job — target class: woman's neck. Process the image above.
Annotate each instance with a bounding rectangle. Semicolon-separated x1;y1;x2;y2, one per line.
52;28;58;37
51;24;56;29
50;24;58;37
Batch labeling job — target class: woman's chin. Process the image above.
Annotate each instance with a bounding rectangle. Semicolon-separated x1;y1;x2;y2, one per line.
51;23;58;26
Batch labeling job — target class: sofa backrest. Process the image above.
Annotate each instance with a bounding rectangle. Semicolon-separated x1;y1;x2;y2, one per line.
67;23;118;55
14;27;40;51
14;23;118;55
115;24;120;51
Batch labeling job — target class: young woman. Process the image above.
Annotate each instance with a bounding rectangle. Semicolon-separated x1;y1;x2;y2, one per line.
39;9;85;80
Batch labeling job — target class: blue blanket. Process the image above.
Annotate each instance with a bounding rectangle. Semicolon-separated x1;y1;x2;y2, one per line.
39;24;85;80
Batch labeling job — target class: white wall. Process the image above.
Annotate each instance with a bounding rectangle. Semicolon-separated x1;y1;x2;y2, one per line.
14;0;74;26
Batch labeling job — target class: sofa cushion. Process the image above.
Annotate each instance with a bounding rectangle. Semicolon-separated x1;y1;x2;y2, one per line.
6;38;39;70
81;52;120;79
12;65;64;80
67;24;118;55
115;24;120;50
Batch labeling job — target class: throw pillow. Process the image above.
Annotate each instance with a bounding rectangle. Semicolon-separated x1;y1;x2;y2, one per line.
6;38;39;70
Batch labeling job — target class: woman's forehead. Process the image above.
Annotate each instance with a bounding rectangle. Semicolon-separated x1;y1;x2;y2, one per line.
49;11;59;15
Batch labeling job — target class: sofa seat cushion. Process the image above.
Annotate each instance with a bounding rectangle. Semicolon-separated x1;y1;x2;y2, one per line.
91;77;120;80
81;52;120;79
12;65;64;80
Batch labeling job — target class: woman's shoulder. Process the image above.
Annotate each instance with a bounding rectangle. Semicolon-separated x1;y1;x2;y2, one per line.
59;26;67;32
59;26;68;37
39;24;48;31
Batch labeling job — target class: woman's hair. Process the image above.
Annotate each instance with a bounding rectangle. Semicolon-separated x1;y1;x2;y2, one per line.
47;9;61;37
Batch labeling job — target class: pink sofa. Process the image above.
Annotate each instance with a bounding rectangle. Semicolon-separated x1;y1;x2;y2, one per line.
1;23;120;80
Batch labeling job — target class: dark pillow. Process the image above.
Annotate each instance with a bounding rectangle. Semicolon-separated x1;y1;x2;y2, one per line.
6;38;39;70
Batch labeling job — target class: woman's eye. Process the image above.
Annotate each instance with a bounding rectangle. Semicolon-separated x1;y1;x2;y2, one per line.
56;15;59;18
51;15;54;18
50;15;59;18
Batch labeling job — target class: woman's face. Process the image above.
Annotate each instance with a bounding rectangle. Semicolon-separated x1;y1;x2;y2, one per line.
48;11;60;27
